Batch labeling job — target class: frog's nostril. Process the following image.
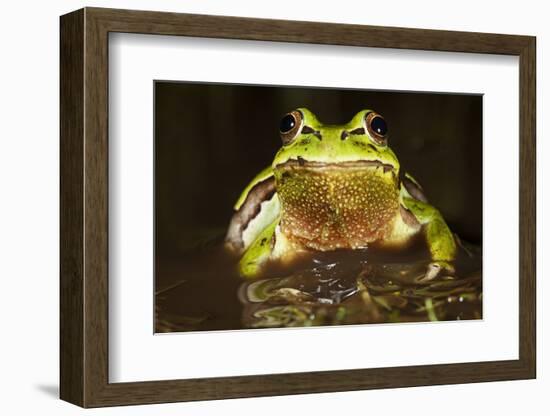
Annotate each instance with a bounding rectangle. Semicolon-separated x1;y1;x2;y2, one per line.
341;131;349;141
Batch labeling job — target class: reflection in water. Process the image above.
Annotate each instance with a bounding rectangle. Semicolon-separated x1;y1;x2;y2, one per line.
155;235;481;333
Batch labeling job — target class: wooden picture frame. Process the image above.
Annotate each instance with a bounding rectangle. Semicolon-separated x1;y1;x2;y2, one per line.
60;7;536;408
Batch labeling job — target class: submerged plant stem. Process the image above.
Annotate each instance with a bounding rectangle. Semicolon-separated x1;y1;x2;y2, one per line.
425;298;439;322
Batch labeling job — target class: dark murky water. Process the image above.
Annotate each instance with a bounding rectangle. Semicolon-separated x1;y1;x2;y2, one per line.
155;233;482;333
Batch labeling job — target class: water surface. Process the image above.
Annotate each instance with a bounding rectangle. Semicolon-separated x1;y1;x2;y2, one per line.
155;235;482;332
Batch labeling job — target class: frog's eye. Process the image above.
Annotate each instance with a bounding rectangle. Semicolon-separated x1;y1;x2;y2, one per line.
279;110;304;145
364;112;388;145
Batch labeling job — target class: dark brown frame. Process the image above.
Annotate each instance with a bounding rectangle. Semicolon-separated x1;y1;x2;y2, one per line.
60;7;536;408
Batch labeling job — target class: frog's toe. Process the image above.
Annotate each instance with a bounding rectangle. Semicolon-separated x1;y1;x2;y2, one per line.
419;261;455;282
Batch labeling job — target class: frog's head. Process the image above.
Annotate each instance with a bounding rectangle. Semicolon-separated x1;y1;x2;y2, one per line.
272;108;402;251
272;108;400;173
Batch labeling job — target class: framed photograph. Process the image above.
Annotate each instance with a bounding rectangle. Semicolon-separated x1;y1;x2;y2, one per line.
60;7;536;407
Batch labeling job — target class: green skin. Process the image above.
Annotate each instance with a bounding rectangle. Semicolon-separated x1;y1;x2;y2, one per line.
227;108;456;278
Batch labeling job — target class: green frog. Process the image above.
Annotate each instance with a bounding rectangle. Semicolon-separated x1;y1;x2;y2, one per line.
225;108;456;279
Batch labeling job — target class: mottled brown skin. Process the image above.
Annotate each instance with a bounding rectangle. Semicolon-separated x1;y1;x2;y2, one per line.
276;163;399;251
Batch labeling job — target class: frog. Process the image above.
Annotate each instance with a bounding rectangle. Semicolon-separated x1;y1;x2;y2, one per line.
225;108;456;279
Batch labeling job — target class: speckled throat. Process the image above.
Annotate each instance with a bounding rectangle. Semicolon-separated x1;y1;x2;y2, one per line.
274;160;400;251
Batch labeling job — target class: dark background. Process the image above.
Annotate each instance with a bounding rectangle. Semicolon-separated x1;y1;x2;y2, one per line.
155;81;482;260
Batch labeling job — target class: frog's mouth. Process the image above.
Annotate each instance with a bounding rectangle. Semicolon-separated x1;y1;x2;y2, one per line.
275;158;395;173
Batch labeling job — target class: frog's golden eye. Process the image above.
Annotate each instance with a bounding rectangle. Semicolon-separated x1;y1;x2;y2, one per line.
364;112;388;145
279;110;303;145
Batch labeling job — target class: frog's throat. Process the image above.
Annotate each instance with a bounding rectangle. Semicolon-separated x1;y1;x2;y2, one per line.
273;161;400;251
274;158;395;173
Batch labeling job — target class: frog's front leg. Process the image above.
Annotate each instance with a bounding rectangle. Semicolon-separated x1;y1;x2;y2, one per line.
238;217;280;278
225;166;284;278
402;196;457;278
